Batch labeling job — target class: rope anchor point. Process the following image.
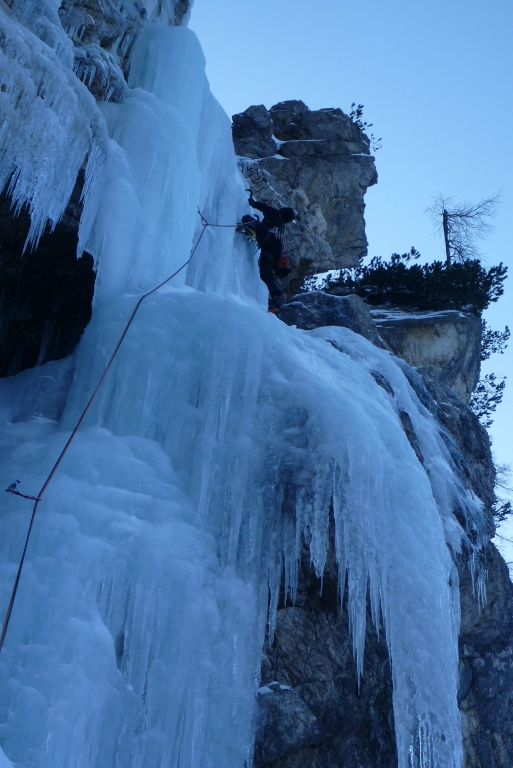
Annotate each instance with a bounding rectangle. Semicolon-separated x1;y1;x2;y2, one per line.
5;481;41;503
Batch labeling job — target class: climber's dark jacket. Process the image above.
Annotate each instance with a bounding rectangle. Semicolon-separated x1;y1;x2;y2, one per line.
249;198;285;229
244;199;284;259
241;197;295;299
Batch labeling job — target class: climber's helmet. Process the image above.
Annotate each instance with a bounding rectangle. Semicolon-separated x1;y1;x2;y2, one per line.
279;207;296;224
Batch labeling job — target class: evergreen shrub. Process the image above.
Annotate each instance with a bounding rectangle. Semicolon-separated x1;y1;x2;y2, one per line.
307;251;508;316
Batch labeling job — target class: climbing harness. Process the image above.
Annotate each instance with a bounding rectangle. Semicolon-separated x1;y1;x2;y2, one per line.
0;209;243;652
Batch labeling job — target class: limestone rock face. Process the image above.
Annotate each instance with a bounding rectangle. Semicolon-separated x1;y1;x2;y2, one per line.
232;105;277;159
371;309;482;403
232;101;377;292
459;543;513;767
277;291;384;347
255;538;397;768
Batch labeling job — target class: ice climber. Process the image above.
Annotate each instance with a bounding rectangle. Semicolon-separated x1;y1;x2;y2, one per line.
237;195;296;311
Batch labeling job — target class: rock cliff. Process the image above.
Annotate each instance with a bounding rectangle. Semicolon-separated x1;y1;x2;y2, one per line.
232;101;377;293
370;309;482;404
255;531;397;768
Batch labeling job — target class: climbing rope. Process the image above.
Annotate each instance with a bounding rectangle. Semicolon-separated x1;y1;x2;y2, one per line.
0;209;244;652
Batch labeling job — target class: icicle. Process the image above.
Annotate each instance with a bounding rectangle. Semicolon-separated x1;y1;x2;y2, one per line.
0;11;107;250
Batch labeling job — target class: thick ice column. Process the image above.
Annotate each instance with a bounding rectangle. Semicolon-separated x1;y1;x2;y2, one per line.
128;24;260;299
129;25;208;143
86;89;201;296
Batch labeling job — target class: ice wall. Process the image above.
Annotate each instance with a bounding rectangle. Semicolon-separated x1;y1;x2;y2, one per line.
0;7;487;768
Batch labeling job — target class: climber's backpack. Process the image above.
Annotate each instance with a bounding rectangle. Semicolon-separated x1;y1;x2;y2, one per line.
275;255;291;278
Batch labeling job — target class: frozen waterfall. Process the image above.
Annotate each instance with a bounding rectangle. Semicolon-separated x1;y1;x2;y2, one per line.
0;5;486;767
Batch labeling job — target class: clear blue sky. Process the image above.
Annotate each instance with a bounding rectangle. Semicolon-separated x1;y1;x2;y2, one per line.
189;0;513;547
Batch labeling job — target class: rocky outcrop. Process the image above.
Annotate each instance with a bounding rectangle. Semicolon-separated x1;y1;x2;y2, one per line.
459;543;513;767
232;101;377;292
278;295;482;405
255;535;397;768
277;291;384;347
371;309;482;404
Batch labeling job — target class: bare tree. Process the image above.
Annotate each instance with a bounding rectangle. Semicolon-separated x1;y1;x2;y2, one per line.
493;461;513;524
427;193;501;266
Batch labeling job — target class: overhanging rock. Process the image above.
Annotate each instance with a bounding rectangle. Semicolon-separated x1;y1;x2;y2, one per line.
232;101;377;293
